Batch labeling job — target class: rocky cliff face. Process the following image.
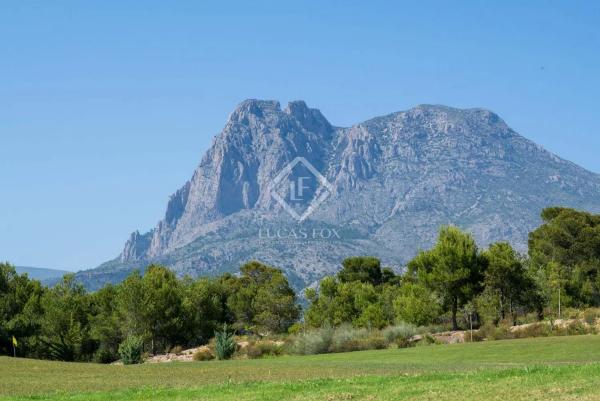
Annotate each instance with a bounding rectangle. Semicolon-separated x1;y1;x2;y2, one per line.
79;100;600;290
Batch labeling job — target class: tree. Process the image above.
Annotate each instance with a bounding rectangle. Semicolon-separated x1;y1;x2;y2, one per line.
529;207;600;307
393;282;442;326
338;257;383;286
116;270;147;339
305;276;395;329
140;264;183;353
0;263;45;357
479;242;538;325
181;277;229;345
38;275;93;361
408;226;482;330
228;261;300;333
354;303;387;329
89;284;122;362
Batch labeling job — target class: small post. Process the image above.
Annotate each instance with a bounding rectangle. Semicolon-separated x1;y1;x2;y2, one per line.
558;288;561;320
469;312;473;342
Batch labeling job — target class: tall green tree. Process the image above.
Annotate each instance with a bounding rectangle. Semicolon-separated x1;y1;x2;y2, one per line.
181;277;229;345
529;207;600;307
393;282;442;326
228;261;300;334
140;264;183;353
408;226;482;330
89;284;122;362
478;242;538;325
338;256;383;286
116;270;147;339
0;263;44;357
305;257;397;329
38;275;93;361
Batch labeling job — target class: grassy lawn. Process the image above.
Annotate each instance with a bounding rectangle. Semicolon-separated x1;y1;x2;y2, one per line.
1;335;600;400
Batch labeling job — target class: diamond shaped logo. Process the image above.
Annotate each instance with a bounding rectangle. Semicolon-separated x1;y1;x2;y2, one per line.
269;157;334;222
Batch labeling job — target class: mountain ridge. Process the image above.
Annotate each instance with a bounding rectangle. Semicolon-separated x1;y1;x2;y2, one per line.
76;100;600;290
15;266;72;282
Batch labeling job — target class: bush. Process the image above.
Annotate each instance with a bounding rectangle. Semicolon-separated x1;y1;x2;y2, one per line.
462;329;485;343
564;320;594;336
478;323;513;341
245;342;284;359
520;312;541;325
118;335;144;365
329;325;369;353
561;308;581;320
417;324;448;334
94;346;118;364
289;326;334;355
583;308;600;325
422;333;442;345
170;345;183;355
382;322;417;348
214;323;236;360
512;323;551;339
192;348;214;361
287;322;303;335
362;334;388;350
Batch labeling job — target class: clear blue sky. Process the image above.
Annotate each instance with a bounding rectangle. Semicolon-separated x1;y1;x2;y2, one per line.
1;1;599;271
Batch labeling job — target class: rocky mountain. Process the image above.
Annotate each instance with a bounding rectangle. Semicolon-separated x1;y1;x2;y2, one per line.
76;100;600;290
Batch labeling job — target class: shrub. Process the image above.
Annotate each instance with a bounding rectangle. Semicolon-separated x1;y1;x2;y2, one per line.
192;348;214;361
289;326;334;355
363;334;388;350
94;346;118;364
462;329;485;343
565;320;594;336
383;322;417;348
422;333;442;345
478;323;513;341
583;308;600;325
512;323;551;339
290;324;405;356
561;308;581;320
214;323;236;360
246;342;284;359
520;312;541;325
329;325;369;353
287;322;303;335
417;324;448;334
170;345;183;355
118;335;144;365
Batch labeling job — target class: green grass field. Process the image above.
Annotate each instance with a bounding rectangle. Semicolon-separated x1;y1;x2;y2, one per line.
2;335;600;400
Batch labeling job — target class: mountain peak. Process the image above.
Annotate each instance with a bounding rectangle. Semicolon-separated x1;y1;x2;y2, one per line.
284;100;332;135
81;99;600;292
228;99;281;123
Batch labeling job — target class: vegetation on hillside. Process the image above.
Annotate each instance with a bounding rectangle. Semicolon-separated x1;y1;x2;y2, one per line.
1;207;600;363
0;261;298;362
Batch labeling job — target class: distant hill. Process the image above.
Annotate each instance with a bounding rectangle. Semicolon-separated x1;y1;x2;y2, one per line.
15;266;72;282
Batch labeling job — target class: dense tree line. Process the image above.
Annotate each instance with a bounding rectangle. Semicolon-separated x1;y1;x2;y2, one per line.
305;208;600;331
2;207;599;362
0;262;299;362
